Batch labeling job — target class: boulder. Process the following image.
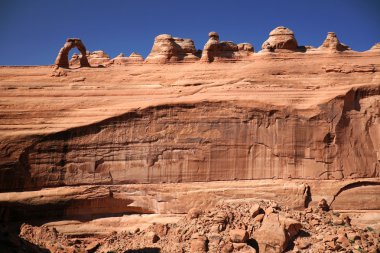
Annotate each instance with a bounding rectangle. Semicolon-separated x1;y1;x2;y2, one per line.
190;233;208;253
229;229;248;243
145;231;159;243
319;32;350;52
261;26;299;52
187;207;203;219
317;198;329;211
145;34;199;63
201;32;254;62
253;213;301;253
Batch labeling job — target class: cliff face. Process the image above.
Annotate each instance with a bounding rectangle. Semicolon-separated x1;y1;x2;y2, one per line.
2;87;378;192
1;30;380;252
1;51;380;192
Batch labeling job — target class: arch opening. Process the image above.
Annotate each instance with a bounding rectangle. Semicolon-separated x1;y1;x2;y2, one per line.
54;38;90;68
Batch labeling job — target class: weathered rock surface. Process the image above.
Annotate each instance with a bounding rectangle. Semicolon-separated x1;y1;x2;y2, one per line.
128;52;144;62
1;51;380;192
145;34;199;63
319;32;351;52
55;38;90;68
112;52;144;65
370;42;380;51
1;28;380;252
70;50;111;67
253;213;301;253
2;86;379;191
87;50;111;66
201;32;254;62
261;26;299;52
14;200;380;253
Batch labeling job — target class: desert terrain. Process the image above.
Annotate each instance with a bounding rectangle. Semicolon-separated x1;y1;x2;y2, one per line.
0;27;379;252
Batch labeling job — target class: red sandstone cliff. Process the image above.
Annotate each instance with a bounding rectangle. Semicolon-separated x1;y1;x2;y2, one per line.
0;27;379;253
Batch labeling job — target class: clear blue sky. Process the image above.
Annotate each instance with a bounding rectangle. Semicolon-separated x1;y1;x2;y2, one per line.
1;0;379;65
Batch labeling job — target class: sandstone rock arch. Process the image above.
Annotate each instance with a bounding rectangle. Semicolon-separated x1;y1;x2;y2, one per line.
55;38;90;68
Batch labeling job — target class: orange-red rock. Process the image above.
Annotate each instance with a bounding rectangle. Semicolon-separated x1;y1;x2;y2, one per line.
261;26;299;52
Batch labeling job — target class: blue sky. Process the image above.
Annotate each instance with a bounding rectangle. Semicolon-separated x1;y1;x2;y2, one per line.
0;0;379;65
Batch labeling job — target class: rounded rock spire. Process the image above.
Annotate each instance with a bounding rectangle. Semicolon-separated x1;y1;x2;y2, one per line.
261;26;298;52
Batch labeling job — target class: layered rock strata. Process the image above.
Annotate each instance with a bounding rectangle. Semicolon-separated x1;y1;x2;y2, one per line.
201;32;254;62
1;86;379;191
261;26;299;52
370;42;380;51
319;32;351;52
87;50;111;66
111;52;144;65
0;29;380;252
145;34;199;63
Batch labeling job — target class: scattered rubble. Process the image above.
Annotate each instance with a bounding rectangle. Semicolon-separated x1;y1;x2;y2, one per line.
18;200;379;253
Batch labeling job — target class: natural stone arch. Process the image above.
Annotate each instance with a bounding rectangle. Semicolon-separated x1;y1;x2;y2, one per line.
55;38;90;68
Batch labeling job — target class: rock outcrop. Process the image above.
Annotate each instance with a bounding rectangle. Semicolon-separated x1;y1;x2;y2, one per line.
370;42;380;51
128;52;144;62
87;50;111;66
3;86;379;191
261;26;299;52
55;38;90;68
1;27;380;253
112;52;144;65
319;32;351;52
145;34;199;63
201;32;254;62
69;50;111;67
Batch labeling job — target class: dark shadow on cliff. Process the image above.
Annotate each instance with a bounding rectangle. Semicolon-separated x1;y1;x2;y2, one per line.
329;181;380;208
0;196;154;224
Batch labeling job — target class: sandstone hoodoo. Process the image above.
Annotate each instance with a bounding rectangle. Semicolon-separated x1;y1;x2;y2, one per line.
261;26;299;52
145;34;199;63
201;31;254;62
55;38;90;68
87;50;111;66
1;26;380;253
319;32;351;52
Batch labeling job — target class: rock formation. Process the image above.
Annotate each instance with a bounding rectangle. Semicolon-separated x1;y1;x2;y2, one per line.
14;200;380;253
55;38;90;68
87;50;111;66
128;52;144;62
1;27;380;253
201;32;254;62
319;32;351;52
261;26;299;52
110;53;128;65
145;34;199;63
112;52;144;65
370;42;380;51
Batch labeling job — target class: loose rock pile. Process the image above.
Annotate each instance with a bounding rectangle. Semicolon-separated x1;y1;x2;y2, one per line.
18;200;379;253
